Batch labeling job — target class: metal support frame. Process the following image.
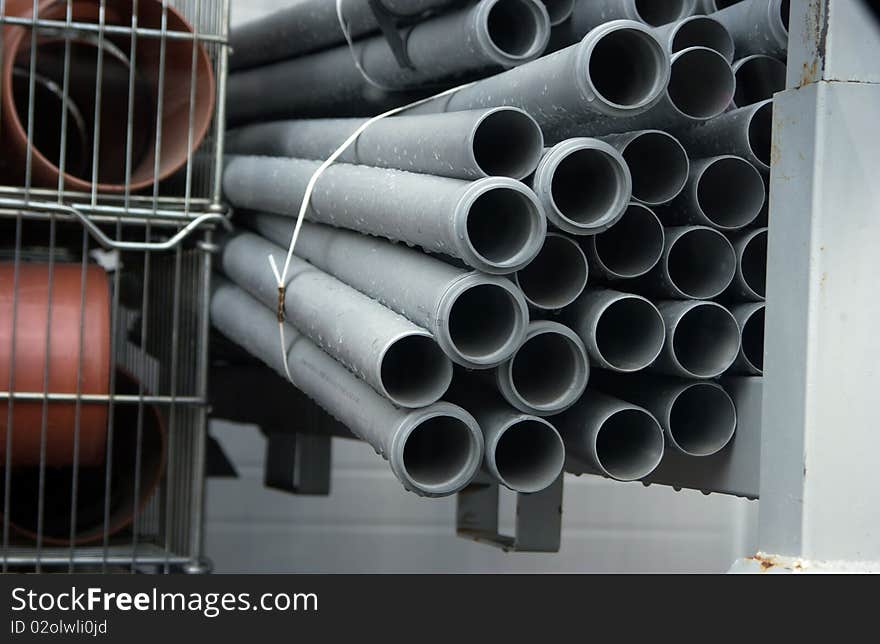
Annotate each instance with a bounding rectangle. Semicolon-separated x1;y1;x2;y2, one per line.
739;0;880;571
456;475;563;553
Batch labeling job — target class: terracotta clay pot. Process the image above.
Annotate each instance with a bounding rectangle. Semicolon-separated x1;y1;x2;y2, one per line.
1;369;168;545
0;0;215;192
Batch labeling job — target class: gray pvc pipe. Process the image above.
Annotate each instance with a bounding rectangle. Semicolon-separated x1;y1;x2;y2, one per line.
228;0;457;70
218;231;452;409
555;390;665;482
407;20;671;143
210;278;484;497
567;0;698;35
494;320;590;416
225;108;545;181
566;288;666;373
593;372;737;456
584;203;665;280
640;225;736;299
599;130;689;205
652;15;735;62
728;227;767;301
227;0;551;122
514;232;588;311
446;381;565;493
731;55;786;108
711;0;789;58
675;99;772;173
729;302;765;375
252;215;530;370
224;155;547;275
599;46;735;135
661;155;765;230
540;0;576;26
650;300;741;378
530;138;632;235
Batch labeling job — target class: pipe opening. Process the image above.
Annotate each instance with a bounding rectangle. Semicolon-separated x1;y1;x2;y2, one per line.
588;27;668;108
670;17;735;62
596;409;663;481
781;0;790;31
472;109;544;179
495;420;565;492
672;304;740;377
668;48;735;119
540;0;575;25
749;102;773;167
633;0;690;26
622;132;689;205
402;415;476;488
733;56;785;107
667;228;736;299
466;187;542;268
448;284;519;362
741;306;765;372
697;157;765;229
486;0;545;59
511;330;584;409
669;384;736;456
516;235;588;310
13;40;154;184
380;335;453;408
550;147;625;227
740;229;768;298
596;298;665;372
593;204;664;278
714;0;743;8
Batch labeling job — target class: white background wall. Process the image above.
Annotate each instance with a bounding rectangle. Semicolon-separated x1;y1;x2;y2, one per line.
205;0;759;573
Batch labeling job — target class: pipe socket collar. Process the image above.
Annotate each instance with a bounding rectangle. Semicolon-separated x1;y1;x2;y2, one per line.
434;272;530;369
473;0;552;66
390;402;484;497
532;138;632;235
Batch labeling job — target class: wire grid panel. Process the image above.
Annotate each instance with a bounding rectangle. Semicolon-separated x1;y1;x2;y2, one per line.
0;0;228;572
0;0;231;230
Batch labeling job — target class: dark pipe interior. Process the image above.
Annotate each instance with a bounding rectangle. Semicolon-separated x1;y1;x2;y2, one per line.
622;132;689;204
672;304;740;377
403;416;474;488
593;204;664;278
381;335;451;407
486;0;543;58
669;384;736;456
667;47;735;119
667;228;736;299
466;187;540;266
595;298;665;371
741;306;765;372
734;56;786;107
634;0;689;26
588;28;666;107
596;409;663;481
448;284;518;361
550;148;621;226
671;18;735;61
740;230;768;298
494;420;564;492
472;108;544;179
516;235;587;309
697;157;765;229
511;331;583;408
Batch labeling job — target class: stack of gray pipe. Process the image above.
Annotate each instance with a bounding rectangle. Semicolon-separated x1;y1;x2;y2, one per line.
217;0;782;495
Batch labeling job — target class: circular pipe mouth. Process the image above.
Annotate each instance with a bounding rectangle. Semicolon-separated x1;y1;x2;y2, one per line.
441;276;528;368
669;16;735;62
515;234;588;310
621;131;689;205
396;405;483;497
668;383;737;456
540;0;575;25
696;156;765;229
668;47;735;120
591;203;664;279
739;228;768;299
733;55;786;108
481;0;551;63
379;333;453;408
542;140;631;234
586;25;670;111
740;305;765;373
507;326;589;414
595;296;666;372
595;408;664;481
780;0;791;32
671;302;741;378
634;0;693;26
459;179;547;273
748;100;774;170
493;418;565;492
471;107;545;179
667;227;737;299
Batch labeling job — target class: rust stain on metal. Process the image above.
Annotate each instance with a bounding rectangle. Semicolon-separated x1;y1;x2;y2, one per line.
748;553;805;572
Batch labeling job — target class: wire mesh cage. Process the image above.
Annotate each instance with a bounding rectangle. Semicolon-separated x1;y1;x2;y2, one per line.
0;0;230;572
